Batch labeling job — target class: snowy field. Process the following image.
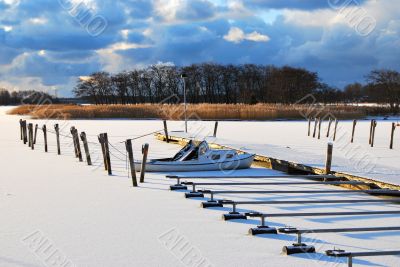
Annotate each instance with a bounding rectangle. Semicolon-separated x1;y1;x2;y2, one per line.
1;106;400;267
171;119;400;186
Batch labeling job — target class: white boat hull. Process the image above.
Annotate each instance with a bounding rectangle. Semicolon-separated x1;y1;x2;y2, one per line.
134;154;255;172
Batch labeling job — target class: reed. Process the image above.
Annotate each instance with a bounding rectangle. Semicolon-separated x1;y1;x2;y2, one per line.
8;104;389;120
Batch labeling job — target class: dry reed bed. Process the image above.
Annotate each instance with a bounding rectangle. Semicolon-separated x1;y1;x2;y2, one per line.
8;104;385;120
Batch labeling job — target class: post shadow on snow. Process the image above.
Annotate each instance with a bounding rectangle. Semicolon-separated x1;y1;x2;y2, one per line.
308;214;400;224
291;253;385;267
277;203;400;212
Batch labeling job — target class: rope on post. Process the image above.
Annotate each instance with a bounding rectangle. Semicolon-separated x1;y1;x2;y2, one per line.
126;139;138;187
80;132;92;165
140;143;149;183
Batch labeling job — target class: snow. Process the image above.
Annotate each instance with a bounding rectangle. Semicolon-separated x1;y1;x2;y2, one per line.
1;106;400;267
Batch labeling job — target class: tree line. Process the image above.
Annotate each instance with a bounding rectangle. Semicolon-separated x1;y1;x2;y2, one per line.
73;63;400;112
0;89;57;105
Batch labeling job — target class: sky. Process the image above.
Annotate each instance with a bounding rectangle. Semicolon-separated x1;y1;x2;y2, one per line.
0;0;399;96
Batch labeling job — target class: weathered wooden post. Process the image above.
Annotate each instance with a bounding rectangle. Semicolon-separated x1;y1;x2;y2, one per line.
74;128;83;162
54;124;61;155
333;119;338;141
326;117;332;137
140;143;149;183
19;119;23;140
28;123;33;148
318;118;322;139
23;120;27;144
125;139;138;187
213;121;219;138
313;118;318;138
98;134;107;171
371;120;377;147
70;127;78;158
80;132;92;165
42;125;48;152
33;124;38;145
369;120;373;145
163;120;169;143
390;122;396;149
103;133;112;175
325;142;333;174
308;117;312;136
351;120;357;143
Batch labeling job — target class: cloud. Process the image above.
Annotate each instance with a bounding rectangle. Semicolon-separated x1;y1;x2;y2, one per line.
223;27;270;43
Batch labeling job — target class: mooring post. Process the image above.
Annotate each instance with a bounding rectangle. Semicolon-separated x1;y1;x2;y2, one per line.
42;125;48;152
80;132;92;165
214;121;219;138
98;134;107;171
104;133;112;175
333;119;338;141
326;117;332;137
371;120;377;147
23;120;28;144
390;122;396;149
369;120;374;145
308;117;311;136
325;142;333;174
55;124;61;155
313;118;318;138
28;123;34;149
33;124;38;145
70;127;78;158
163;120;169;143
126;139;138;187
318;118;322;139
351;120;357;143
140;143;149;183
19;119;23;140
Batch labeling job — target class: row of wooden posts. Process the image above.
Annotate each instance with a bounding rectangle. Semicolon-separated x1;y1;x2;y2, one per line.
308;118;397;149
19;119;150;187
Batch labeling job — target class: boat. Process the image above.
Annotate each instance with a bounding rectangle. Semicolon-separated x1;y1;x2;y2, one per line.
134;140;255;172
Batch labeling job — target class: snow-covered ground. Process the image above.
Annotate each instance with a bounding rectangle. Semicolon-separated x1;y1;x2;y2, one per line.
1;106;400;267
171;119;400;186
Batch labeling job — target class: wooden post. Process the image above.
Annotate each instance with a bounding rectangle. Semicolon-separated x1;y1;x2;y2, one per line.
351;120;357;143
312;118;318;138
98;134;107;171
42;125;48;152
163;120;169;143
371;120;377;147
70;127;78;158
213;121;219;138
33;124;38;144
80;132;92;165
390;122;396;149
126;139;138;187
54;124;61;155
326;117;332;137
103;133;112;175
19;119;23;140
369;120;373;145
23;120;27;144
318;118;322;139
140;143;149;183
73;128;83;162
308;117;311;136
325;142;333;174
333;119;338;141
28;123;33;148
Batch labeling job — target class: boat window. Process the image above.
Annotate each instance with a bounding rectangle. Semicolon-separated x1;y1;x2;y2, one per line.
226;154;234;159
211;154;220;160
